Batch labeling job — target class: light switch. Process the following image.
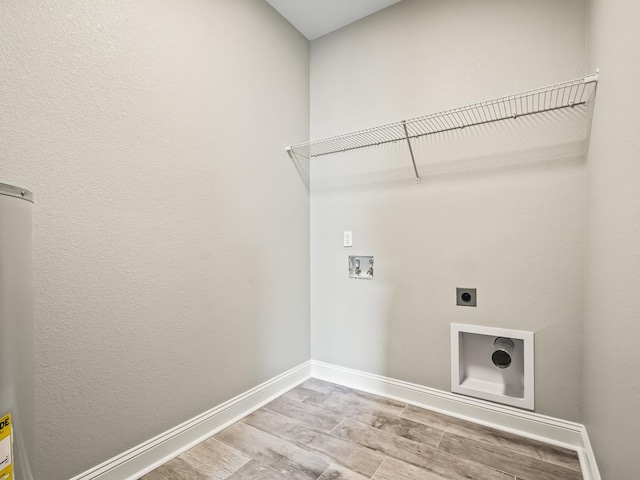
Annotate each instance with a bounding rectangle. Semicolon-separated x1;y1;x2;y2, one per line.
343;231;353;247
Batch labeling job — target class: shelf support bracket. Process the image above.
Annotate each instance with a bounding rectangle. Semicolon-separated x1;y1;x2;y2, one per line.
402;121;420;184
285;144;310;190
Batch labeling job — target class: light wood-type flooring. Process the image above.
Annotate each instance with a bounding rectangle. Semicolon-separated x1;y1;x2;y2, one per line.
141;378;583;480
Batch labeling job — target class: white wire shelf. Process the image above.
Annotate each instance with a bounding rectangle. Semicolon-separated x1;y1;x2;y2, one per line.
285;73;599;183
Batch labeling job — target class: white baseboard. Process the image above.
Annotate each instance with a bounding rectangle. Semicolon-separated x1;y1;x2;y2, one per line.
311;360;601;480
580;427;602;480
69;361;312;480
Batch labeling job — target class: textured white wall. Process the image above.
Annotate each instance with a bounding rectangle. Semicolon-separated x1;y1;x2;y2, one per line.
585;0;640;477
310;0;588;421
0;1;310;479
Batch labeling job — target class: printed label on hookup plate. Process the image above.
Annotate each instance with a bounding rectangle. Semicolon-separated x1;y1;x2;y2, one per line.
0;413;13;480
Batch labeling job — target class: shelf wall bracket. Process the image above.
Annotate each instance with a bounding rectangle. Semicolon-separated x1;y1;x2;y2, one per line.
402;120;421;184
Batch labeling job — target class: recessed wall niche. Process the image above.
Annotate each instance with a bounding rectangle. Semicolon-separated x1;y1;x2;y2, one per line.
451;323;534;410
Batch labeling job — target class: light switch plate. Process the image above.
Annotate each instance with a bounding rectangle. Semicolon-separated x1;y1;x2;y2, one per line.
343;231;353;247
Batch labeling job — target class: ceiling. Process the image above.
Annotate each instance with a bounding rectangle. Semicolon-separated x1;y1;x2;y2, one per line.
265;0;403;41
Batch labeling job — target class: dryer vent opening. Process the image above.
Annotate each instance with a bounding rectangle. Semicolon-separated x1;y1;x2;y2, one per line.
492;337;515;369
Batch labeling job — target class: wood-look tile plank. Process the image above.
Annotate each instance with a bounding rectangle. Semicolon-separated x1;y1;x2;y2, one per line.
402;405;581;472
140;471;165;480
345;389;407;412
300;378;353;395
438;433;582;480
333;418;437;459
303;379;406;411
350;410;444;448
283;385;318;403
225;460;284;480
216;421;328;480
243;409;385;477
270;454;327;479
317;463;370;480
304;390;406;417
141;457;209;480
371;457;449;480
332;418;513;480
537;447;581;472
264;396;345;432
177;437;249;479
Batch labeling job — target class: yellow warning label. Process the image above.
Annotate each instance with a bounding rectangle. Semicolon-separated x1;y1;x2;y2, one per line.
0;414;13;480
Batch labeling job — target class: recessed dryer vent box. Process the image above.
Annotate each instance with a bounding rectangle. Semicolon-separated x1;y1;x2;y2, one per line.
451;323;534;410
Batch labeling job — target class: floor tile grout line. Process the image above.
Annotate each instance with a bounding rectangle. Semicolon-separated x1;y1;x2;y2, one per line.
301;378;349;396
328;417;348;435
286;383;331;403
435;430;446;450
282;393;312;404
218;455;251;480
304;394;403;421
306;378;407;413
398;405;408;417
176;436;253;480
315;464;332;480
206;436;253;465
368;456;388;479
257;406;337;436
264;397;346;432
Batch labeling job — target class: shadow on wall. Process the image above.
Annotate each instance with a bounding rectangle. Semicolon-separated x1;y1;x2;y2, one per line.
287;149;311;192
